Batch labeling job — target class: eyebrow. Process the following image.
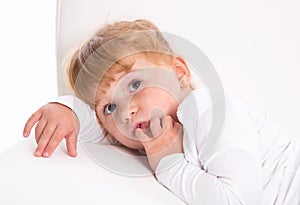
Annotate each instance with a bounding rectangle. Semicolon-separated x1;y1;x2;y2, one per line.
94;90;111;109
117;55;136;69
96;58;135;94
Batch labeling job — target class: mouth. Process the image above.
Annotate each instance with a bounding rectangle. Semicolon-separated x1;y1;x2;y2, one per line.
132;121;154;139
134;121;149;130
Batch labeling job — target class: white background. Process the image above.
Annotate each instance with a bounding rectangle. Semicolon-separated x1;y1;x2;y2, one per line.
0;0;57;154
0;0;299;155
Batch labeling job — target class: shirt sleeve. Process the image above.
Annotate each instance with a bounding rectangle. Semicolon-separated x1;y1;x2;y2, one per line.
53;95;109;144
155;151;263;205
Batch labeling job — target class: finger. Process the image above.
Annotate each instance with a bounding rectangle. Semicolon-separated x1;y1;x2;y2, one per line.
34;124;57;157
173;121;182;131
161;115;173;129
34;120;47;143
23;110;42;137
42;126;66;158
65;130;78;157
150;117;162;137
135;128;151;142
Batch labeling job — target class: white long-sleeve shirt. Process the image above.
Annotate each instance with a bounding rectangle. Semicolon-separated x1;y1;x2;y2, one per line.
55;88;300;205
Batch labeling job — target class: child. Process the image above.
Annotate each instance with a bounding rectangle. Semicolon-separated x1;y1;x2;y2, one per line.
23;19;300;204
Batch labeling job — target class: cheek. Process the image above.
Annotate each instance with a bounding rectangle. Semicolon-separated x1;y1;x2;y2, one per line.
135;87;178;108
102;118;118;135
96;108;145;150
100;117;129;142
106;125;143;149
96;113;118;135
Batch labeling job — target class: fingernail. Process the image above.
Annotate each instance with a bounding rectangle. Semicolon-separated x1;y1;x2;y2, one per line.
43;152;49;157
34;150;41;156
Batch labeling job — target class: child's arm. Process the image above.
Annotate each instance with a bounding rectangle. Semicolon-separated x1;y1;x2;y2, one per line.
136;115;262;204
23;95;107;157
155;150;262;204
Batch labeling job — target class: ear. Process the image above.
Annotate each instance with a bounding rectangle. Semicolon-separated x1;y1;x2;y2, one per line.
172;56;191;87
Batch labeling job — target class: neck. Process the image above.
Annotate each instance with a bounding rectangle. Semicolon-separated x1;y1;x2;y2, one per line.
180;86;193;104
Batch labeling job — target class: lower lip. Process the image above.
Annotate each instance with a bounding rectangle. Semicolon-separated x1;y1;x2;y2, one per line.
140;122;147;129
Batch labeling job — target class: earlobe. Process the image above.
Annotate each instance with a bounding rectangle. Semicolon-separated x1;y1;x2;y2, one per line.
180;79;189;88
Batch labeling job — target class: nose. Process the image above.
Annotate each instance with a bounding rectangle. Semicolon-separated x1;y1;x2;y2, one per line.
119;103;138;123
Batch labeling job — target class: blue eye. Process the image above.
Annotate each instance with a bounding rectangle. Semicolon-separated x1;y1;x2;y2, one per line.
103;103;117;115
129;80;141;92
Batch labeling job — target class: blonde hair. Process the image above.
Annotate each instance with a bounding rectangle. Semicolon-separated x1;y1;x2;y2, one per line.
67;19;175;109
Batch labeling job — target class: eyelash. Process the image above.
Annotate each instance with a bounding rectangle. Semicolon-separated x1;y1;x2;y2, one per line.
103;103;116;115
129;79;141;92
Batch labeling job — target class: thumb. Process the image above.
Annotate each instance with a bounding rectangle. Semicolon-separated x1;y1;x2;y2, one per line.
135;128;152;143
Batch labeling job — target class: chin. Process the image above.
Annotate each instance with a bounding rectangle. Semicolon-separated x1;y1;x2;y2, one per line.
129;142;144;150
120;138;144;150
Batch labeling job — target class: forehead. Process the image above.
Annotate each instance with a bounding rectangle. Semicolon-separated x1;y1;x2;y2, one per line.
97;67;177;104
94;53;174;106
97;53;170;89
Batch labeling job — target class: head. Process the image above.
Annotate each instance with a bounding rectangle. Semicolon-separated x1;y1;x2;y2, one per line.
67;19;194;149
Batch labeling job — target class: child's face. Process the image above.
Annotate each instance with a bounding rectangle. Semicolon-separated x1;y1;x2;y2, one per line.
95;54;191;150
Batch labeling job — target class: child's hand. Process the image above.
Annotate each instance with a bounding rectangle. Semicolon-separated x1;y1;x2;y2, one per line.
135;115;183;171
23;103;80;158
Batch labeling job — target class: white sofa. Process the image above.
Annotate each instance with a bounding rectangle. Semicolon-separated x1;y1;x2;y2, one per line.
0;138;184;204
